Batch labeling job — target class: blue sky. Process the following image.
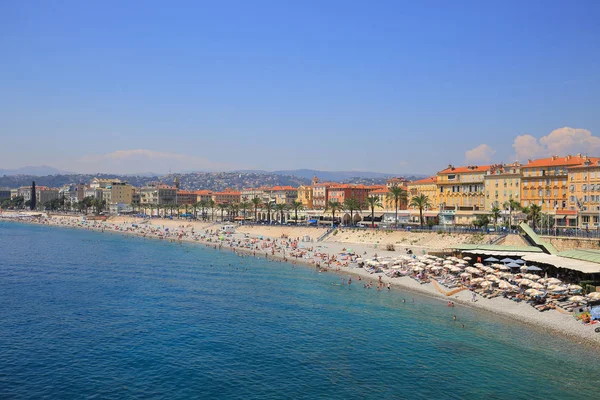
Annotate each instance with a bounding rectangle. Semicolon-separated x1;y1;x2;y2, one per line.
1;0;599;174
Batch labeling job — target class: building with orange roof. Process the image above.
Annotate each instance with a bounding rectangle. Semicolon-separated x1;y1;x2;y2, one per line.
193;190;214;203
386;177;409;189
368;186;393;211
297;185;313;209
139;185;177;205
176;190;196;206
565;157;600;229
327;184;380;207
407;176;439;224
212;189;241;205
484;162;521;216
270;186;298;206
312;180;336;209
520;154;590;219
437;164;491;225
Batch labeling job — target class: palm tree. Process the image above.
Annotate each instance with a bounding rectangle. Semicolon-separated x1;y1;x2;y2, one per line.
490;205;502;229
264;201;274;223
274;203;288;224
343;198;361;226
387;186;408;228
326;200;343;227
130;202;137;214
409;194;432;229
199;199;208;220
239;201;251;221
207;199;216;221
503;198;521;228
93;198;106;215
524;204;542;230
191;201;199;219
217;203;228;221
228;203;239;222
364;196;382;228
290;200;305;224
251;197;262;222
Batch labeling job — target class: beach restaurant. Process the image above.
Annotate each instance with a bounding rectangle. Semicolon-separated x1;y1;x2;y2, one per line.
448;244;600;284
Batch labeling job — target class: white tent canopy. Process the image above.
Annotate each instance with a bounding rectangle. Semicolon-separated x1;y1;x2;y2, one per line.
521;253;600;274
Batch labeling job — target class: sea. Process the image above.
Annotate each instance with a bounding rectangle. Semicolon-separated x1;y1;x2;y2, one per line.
0;221;598;399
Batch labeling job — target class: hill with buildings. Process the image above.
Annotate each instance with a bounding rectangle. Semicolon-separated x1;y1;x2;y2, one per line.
239;169;427;182
0;172;311;191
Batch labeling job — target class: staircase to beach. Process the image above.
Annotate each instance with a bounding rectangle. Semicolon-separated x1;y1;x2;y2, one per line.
317;227;336;242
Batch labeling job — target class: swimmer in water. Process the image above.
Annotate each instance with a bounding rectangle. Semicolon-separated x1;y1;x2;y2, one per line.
453;315;457;321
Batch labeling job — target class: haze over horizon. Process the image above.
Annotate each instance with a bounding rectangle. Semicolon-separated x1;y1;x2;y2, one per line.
1;1;599;175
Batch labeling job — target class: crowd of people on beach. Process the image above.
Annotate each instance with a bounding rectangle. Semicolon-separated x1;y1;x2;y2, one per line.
3;213;600;334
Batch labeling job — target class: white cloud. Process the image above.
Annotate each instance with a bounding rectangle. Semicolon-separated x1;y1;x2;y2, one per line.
513;134;543;161
465;144;496;164
513;127;600;161
77;149;232;174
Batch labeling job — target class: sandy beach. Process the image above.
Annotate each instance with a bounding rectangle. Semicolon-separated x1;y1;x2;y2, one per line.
2;211;599;347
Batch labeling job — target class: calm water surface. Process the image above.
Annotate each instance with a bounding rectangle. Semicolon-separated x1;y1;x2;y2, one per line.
0;222;598;399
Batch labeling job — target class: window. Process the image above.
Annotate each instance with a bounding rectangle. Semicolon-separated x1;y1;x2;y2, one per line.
545;189;551;197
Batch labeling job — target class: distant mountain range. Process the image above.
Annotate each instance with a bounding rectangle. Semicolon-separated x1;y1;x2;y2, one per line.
237;169;426;181
0;165;72;176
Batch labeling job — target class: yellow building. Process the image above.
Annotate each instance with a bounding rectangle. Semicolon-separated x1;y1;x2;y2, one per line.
566;158;600;229
297;185;313;209
109;182;134;205
406;176;439;224
369;187;392;211
437;165;490;225
484;162;521;211
270;186;298;206
520;155;589;214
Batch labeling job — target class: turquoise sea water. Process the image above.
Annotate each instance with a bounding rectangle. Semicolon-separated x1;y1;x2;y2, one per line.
0;222;598;399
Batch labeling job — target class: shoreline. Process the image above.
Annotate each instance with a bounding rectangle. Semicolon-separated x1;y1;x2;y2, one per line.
2;214;599;348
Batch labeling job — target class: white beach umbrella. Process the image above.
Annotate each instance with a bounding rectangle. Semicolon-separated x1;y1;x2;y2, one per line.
450;266;463;273
480;281;494;288
463;257;472;261
465;267;481;274
546;278;562;285
460;272;471;278
568;284;583;291
498;281;516;290
525;289;544;296
471;278;485;284
529;283;545;290
587;292;600;300
474;263;484;268
569;296;586;303
517;279;534;286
